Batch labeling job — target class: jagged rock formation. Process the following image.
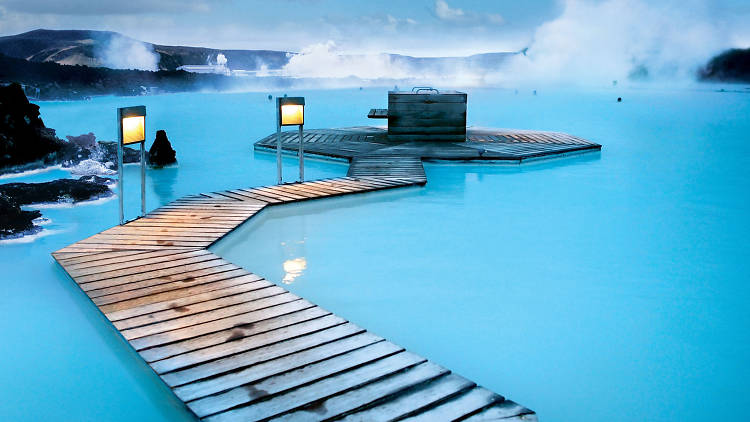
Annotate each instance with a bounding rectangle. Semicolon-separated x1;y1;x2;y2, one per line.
148;130;177;166
0;84;140;175
0;82;63;168
0;193;41;239
0;175;114;239
0;176;113;205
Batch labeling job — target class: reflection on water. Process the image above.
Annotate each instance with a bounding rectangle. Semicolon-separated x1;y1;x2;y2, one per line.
282;257;307;284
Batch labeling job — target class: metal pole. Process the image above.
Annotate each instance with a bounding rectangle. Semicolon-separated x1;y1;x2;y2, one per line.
276;97;282;185
298;125;304;182
117;110;124;225
140;140;146;217
276;123;282;185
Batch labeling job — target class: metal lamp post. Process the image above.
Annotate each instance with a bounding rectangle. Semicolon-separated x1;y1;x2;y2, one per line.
117;105;147;225
276;97;305;184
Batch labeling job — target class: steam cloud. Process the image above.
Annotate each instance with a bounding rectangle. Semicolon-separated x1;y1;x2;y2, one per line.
500;0;733;85
100;34;160;71
281;0;743;87
281;41;490;86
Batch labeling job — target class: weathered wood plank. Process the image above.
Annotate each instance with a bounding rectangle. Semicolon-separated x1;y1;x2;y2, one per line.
190;341;403;418
160;321;363;388
462;400;536;421
339;374;475;422
123;293;304;342
400;387;503;422
269;361;449;422
140;307;332;363
98;270;255;311
175;332;384;402
203;351;426;422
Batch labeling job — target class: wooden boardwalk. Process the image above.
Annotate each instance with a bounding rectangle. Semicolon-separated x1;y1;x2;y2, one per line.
53;173;536;421
255;126;600;163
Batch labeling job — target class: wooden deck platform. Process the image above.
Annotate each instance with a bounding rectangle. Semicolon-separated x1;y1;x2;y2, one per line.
254;126;600;163
53;173;536;421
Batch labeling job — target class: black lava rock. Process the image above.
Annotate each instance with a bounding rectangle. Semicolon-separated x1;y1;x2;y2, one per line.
0;176;113;205
97;141;142;167
0;83;64;168
699;48;750;82
0;192;41;239
148;130;177;166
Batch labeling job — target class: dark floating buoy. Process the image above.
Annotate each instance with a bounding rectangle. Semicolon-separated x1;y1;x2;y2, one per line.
617;97;622;102
267;94;272;101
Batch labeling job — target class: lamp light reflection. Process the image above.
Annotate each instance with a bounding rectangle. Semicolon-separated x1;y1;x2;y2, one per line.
282;257;307;284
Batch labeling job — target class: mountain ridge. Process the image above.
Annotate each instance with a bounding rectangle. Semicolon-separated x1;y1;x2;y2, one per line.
0;29;517;73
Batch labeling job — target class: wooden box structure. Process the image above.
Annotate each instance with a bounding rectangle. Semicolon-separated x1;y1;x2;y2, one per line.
387;89;467;142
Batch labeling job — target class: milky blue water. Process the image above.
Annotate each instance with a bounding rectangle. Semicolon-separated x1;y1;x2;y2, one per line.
1;86;748;421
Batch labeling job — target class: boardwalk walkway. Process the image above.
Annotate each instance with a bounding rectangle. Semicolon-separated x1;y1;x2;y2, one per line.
255;126;600;162
53;172;536;421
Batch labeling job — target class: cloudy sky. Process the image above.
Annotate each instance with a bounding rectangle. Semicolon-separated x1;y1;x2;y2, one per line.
0;0;748;84
0;0;745;56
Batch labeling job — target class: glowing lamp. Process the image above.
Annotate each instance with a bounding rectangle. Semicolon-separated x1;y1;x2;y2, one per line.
116;105;147;225
277;97;305;126
275;96;306;184
118;106;146;145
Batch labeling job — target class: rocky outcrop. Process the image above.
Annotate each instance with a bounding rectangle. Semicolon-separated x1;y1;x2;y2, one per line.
0;82;64;168
0;193;41;239
0;84;144;176
0;176;113;206
148;130;177;166
66;132;97;149
0;175;114;239
699;48;750;83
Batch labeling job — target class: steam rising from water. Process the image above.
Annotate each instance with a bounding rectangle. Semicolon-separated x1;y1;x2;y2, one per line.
500;0;732;85
281;41;500;87
100;34;159;71
279;0;742;88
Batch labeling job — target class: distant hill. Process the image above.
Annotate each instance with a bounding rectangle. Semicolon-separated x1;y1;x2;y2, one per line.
0;53;236;99
699;48;750;83
0;29;517;75
0;29;291;71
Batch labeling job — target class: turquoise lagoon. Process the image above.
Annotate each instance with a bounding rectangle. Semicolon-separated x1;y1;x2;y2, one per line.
1;86;748;421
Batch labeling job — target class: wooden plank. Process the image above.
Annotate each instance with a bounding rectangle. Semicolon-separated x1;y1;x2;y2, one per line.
339;374;475;422
269;362;449;422
76;253;221;285
96;269;253;310
203;351;426;422
190;341;403;418
113;285;288;330
140;307;332;363
400;387;503;422
54;249;158;266
87;263;241;300
105;276;268;321
462;400;536;421
159;320;362;387
123;293;304;342
67;249;210;277
174;332;384;402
